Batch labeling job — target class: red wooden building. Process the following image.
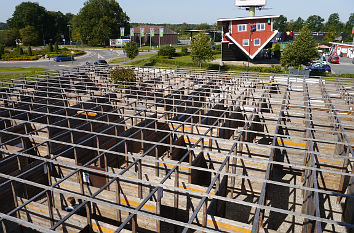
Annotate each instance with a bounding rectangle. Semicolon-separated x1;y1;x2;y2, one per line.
217;15;279;61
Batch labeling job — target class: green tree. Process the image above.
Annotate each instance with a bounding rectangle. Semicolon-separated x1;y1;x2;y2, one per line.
190;32;214;67
15;45;24;56
0;22;8;30
158;46;176;58
27;46;33;56
294;17;304;31
344;13;354;33
1;29;20;46
272;43;281;60
0;44;4;59
19;26;40;45
280;27;319;68
325;13;344;33
274;15;288;32
194;23;211;30
54;42;59;52
73;0;130;45
305;15;324;32
7;2;74;46
321;32;336;46
48;42;53;52
7;2;47;30
124;41;139;59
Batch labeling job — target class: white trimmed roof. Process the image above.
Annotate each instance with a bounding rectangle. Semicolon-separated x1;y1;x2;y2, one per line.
329;42;354;48
217;15;280;22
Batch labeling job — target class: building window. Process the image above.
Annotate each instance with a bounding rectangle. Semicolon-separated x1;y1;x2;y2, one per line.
254;38;261;46
243;39;249;46
238;24;247;32
257;23;265;31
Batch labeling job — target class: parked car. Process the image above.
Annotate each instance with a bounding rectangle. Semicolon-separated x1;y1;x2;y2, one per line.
54;55;74;62
94;60;108;65
329;56;339;64
305;63;331;73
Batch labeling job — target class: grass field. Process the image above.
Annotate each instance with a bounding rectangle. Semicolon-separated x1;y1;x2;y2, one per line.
109;54;153;64
0;67;48;72
0;67;55;85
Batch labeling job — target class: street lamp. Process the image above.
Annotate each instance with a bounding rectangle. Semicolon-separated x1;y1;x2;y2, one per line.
248;24;256;73
67;24;73;61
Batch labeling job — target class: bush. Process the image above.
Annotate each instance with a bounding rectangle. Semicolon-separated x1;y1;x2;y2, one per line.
0;45;4;59
181;47;188;56
15;46;24;56
124;42;139;60
214;44;221;53
110;67;136;83
47;43;53;52
27;46;33;56
273;43;281;59
158;46;176;58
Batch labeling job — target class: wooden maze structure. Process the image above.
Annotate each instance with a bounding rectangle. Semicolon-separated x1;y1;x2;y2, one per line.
0;65;353;233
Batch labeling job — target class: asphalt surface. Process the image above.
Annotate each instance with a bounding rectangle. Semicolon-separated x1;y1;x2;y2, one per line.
0;49;144;70
329;56;354;75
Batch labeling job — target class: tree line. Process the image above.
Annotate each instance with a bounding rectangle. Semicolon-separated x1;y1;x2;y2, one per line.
1;0;353;47
274;13;354;35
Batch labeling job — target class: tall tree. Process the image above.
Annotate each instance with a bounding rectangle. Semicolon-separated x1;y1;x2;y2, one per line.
73;0;130;45
344;13;354;33
281;27;319;68
0;22;8;30
325;13;343;33
274;15;288;32
7;2;47;31
1;29;20;47
190;32;214;67
305;15;324;32
294;17;304;31
19;26;40;45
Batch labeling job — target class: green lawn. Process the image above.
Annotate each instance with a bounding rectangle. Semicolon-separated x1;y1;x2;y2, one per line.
0;67;48;72
109;54;153;64
0;68;56;85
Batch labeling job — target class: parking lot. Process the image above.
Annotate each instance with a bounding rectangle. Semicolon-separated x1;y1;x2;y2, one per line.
330;56;354;74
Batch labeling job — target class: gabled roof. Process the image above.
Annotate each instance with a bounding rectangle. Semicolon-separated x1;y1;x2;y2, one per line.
217;15;280;23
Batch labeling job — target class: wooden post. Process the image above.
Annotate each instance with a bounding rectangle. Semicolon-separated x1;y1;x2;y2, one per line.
46;190;55;227
132;214;138;233
138;160;143;199
86;202;92;226
116;179;122;222
10;181;20;220
202;198;208;230
174;168;179;233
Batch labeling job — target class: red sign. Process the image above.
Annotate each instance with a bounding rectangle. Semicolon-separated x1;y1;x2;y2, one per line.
352;26;354;34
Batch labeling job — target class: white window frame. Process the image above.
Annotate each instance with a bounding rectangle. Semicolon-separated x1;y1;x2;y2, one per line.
243;39;249;46
256;23;265;31
254;38;261;46
238;24;247;32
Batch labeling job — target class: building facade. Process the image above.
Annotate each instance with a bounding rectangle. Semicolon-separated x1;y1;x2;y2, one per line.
217;15;279;61
131;26;178;46
330;42;354;59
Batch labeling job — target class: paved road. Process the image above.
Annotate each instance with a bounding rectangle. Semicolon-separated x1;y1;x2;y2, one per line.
0;49;153;70
330;56;354;75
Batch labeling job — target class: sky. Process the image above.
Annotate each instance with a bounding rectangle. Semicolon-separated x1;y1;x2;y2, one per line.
0;0;353;24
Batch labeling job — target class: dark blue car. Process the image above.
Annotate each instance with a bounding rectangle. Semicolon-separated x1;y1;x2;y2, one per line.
54;55;74;62
305;63;331;73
